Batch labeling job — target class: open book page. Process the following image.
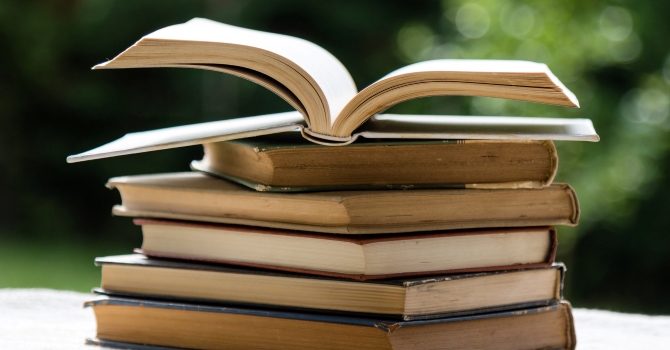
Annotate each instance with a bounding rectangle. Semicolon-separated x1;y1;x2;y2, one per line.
94;18;357;133
91;19;581;140
380;60;576;90
66;112;598;163
357;114;599;142
332;60;579;137
174;63;306;116
66;112;305;163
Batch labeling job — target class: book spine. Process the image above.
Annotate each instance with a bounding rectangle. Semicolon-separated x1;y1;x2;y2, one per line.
544;140;559;186
563;302;577;350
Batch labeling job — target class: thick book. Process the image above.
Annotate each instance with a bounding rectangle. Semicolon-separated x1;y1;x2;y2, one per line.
107;172;580;234
130;219;558;280
191;134;559;191
95;254;565;320
86;296;576;350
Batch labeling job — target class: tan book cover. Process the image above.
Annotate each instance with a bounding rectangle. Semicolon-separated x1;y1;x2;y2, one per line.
192;135;559;191
95;254;565;319
107;172;580;234
87;297;576;350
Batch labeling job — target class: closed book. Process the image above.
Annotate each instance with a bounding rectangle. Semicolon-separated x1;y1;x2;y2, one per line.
86;296;576;350
95;254;565;320
191;134;558;191
107;172;580;234
130;219;557;280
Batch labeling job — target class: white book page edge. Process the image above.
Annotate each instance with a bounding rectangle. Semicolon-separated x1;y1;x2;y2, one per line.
358;114;599;142
67;112;598;163
66;112;305;163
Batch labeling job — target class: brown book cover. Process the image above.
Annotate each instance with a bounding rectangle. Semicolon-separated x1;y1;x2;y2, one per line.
108;172;580;234
95;253;565;320
192;136;559;192
86;296;576;350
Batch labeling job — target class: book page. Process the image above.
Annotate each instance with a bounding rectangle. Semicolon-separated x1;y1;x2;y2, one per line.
333;60;579;136
379;59;577;104
358;114;598;141
95;18;358;131
382;60;562;83
66;112;305;163
171;63;307;117
67;111;598;163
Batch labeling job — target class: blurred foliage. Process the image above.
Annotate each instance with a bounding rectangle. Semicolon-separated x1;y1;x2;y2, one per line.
0;238;128;291
0;0;668;314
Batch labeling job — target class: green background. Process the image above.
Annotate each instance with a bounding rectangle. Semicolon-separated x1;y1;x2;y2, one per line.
1;0;669;314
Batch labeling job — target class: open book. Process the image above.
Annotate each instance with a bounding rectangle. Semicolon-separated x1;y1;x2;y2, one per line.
68;18;598;163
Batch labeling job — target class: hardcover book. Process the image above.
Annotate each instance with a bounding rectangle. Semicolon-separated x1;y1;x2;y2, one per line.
86;296;576;350
107;172;580;234
95;254;565;320
130;219;558;279
191;133;559;191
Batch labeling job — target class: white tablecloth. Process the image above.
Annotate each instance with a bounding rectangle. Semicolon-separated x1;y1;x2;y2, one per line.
1;289;669;349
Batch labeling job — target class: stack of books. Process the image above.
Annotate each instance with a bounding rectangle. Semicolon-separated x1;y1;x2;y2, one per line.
72;19;598;350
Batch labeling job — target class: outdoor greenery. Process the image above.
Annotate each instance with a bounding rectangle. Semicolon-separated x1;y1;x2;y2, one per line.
1;0;669;314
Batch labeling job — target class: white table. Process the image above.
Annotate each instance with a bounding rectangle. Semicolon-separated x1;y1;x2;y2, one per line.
1;289;669;349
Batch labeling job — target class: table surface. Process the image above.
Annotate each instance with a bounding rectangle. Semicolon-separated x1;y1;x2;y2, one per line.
2;289;669;350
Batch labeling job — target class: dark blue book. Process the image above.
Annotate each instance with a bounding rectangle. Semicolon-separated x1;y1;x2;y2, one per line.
85;296;575;350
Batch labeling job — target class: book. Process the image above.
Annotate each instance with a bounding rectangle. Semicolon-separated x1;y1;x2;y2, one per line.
86;296;576;350
107;172;580;234
191;133;559;191
67;113;598;163
91;18;580;141
130;219;558;279
64;18;600;164
95;254;565;320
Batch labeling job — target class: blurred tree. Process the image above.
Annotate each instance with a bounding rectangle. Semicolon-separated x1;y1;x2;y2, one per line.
0;0;668;313
408;0;670;313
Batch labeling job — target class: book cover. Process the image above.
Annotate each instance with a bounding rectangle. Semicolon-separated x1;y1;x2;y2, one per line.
108;173;581;234
191;134;559;192
86;296;576;350
94;253;565;320
132;219;559;280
